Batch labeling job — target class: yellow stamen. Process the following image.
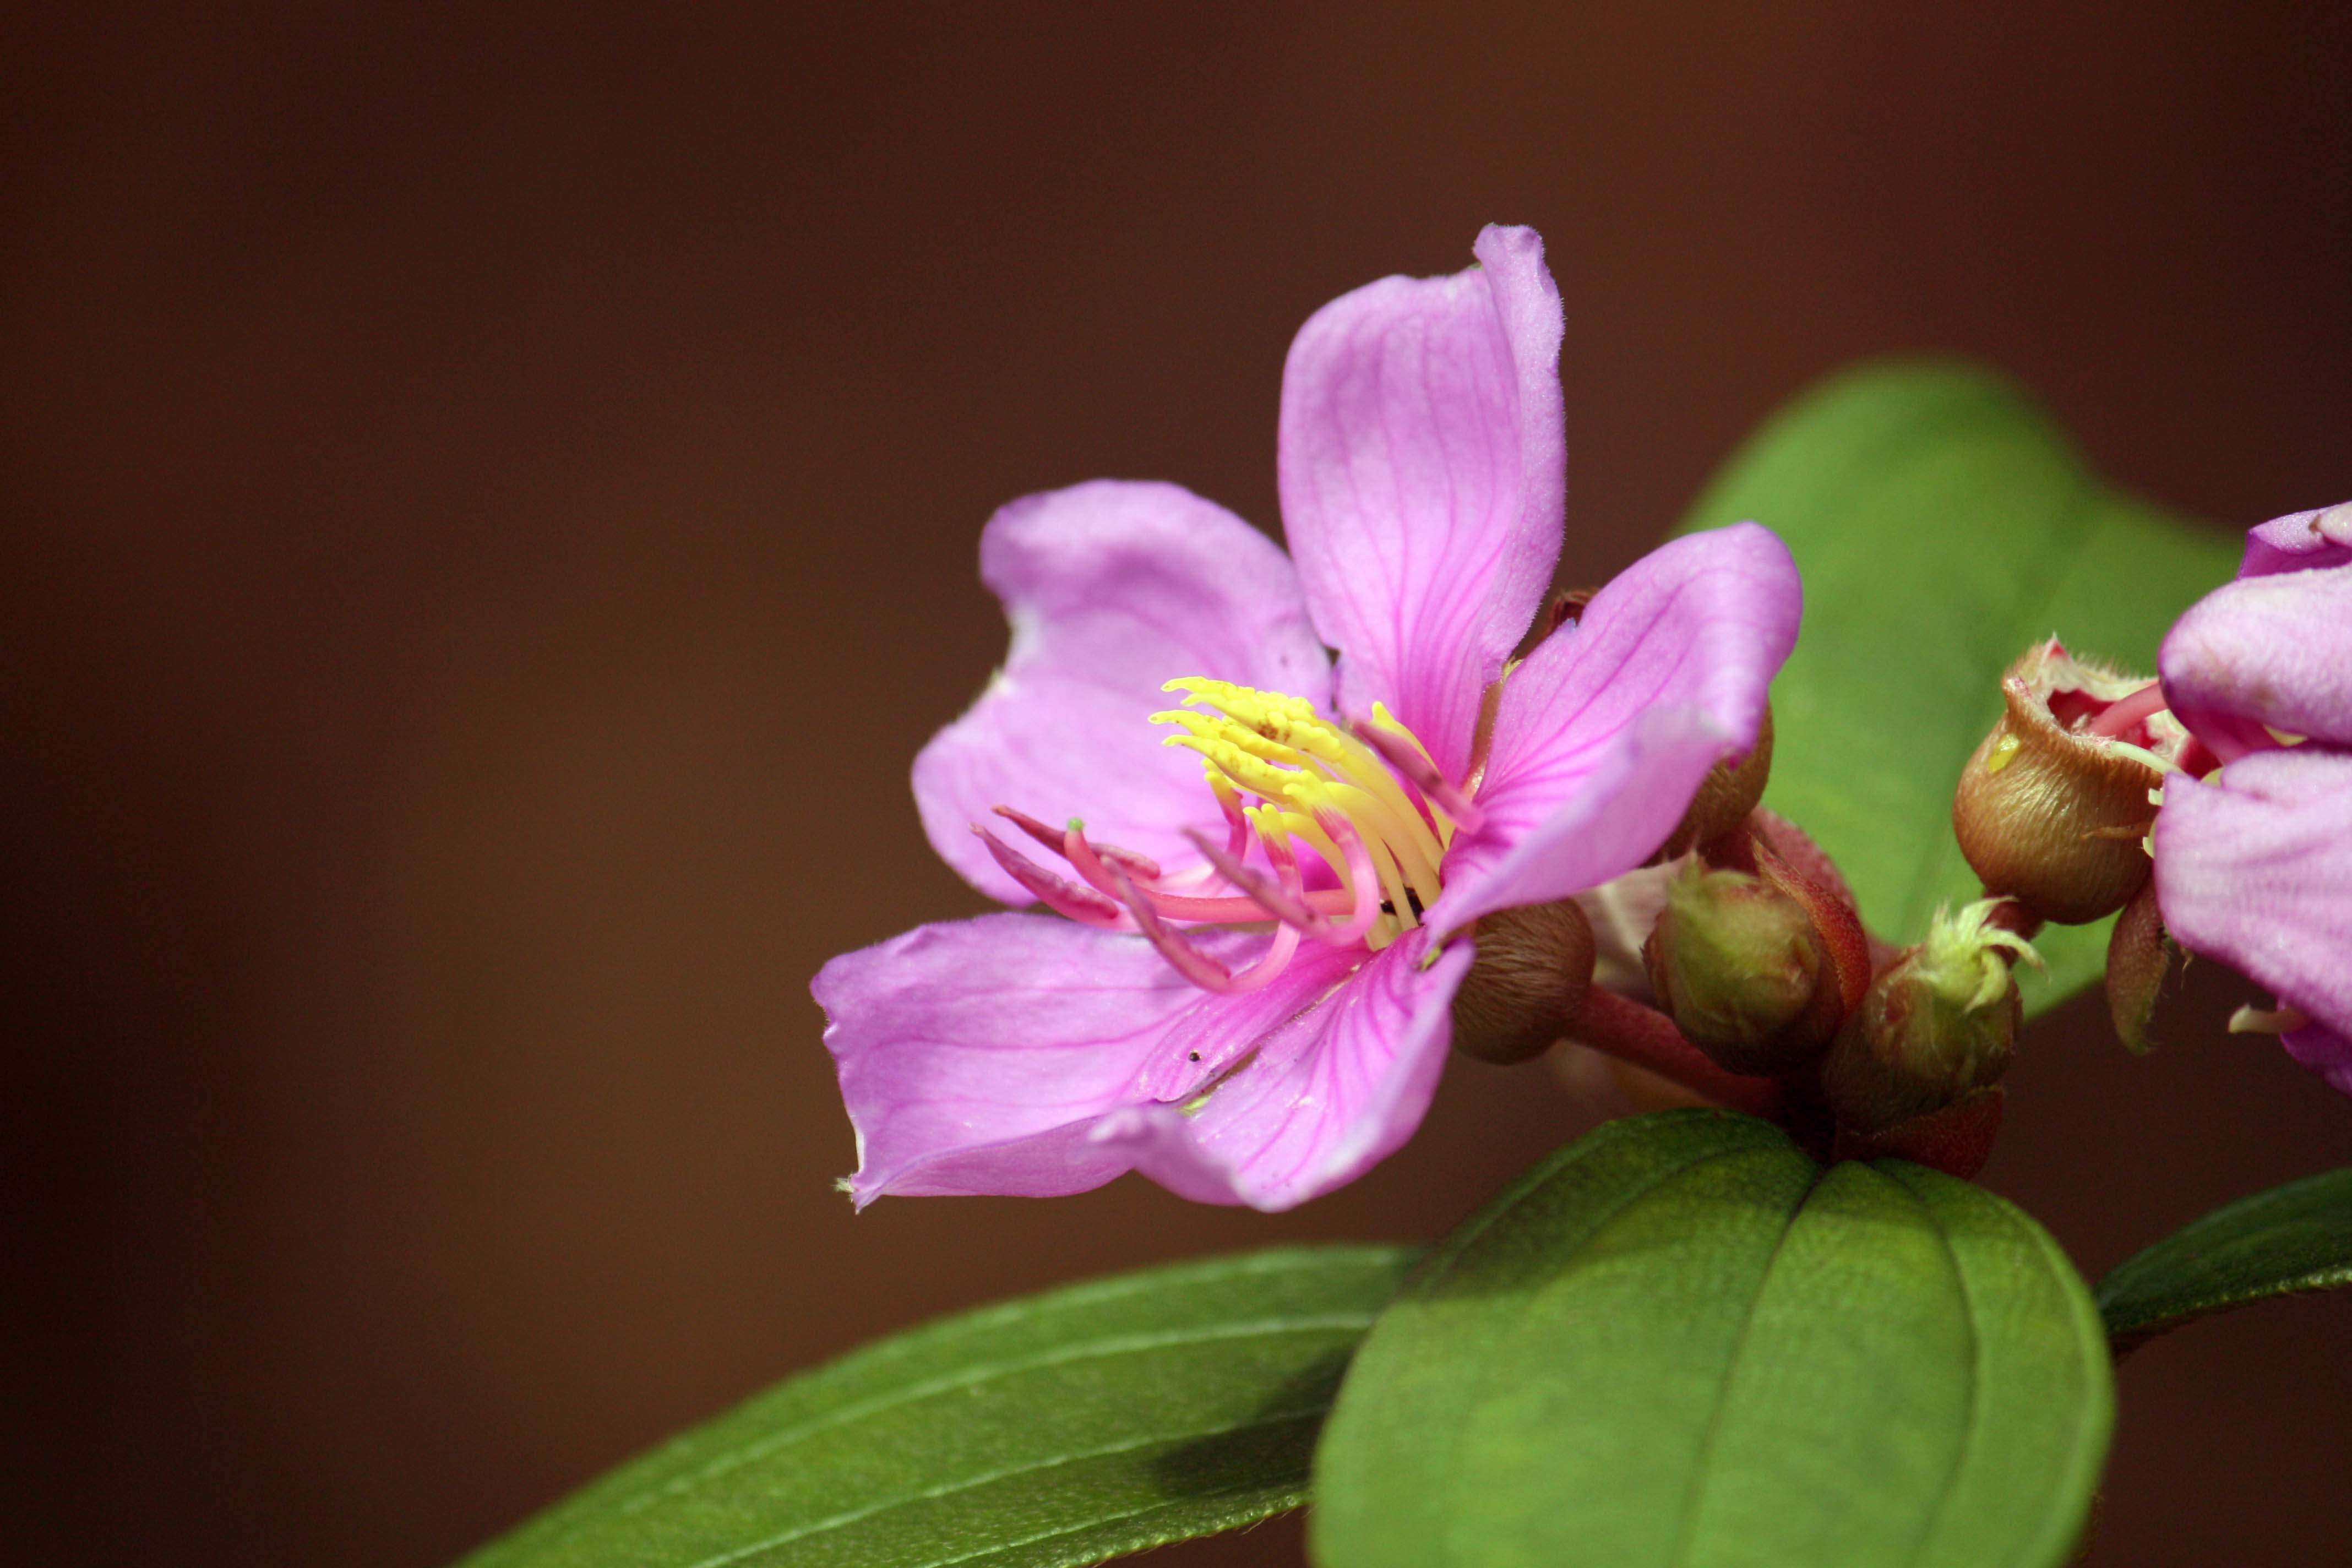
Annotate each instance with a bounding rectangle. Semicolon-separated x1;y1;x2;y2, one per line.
1166;679;1451;863
1155;677;1458;946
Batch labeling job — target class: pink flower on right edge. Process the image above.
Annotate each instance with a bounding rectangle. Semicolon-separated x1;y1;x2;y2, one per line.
2152;500;2352;1093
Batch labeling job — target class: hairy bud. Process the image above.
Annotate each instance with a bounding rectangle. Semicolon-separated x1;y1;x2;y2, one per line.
1820;902;2035;1136
1953;640;2188;924
1642;856;1840;1076
1451;898;1597;1065
2104;878;2177;1054
1654;706;1776;862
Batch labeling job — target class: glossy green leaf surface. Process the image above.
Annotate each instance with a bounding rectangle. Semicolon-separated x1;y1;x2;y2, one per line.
460;1245;1414;1568
1680;363;2237;1012
2099;1167;2352;1346
1313;1112;2112;1568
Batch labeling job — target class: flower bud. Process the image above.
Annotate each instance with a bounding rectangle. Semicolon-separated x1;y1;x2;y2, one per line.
1819;902;2033;1136
1642;857;1841;1076
1451;897;1597;1065
2104;878;2176;1054
1653;706;1776;862
1952;640;2186;924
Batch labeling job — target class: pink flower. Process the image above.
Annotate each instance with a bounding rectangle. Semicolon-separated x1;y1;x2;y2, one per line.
2153;501;2352;1093
814;227;1802;1210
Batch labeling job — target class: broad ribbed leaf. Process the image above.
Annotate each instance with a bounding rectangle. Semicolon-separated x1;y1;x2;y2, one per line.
2099;1167;2352;1347
461;1245;1414;1568
1312;1111;2113;1568
1679;363;2237;1013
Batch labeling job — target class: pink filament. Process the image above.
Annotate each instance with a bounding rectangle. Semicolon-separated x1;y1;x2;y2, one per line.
1304;810;1384;945
1107;865;1302;994
992;805;1161;881
1356;722;1486;834
1134;786;1258;896
1178;817;1377;946
978;717;1434;992
1060;820;1352;925
1182;825;1319;928
973;827;1136;930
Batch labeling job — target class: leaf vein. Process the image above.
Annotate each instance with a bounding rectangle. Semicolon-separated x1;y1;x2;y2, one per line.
678;1406;1326;1567
615;1316;1376;1518
1662;1161;1832;1568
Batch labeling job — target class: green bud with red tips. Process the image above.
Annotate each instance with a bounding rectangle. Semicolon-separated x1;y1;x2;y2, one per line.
1819;901;2037;1136
1642;857;1842;1076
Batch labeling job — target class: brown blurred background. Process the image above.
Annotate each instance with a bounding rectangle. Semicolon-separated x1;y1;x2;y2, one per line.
4;3;2349;1564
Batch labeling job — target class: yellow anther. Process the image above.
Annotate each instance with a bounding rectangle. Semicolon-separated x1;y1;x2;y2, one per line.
1245;804;1290;853
1366;702;1435;766
1158;676;1460;946
1208;772;1244;820
1151;709;1327;775
1273;810;1350;893
1318;780;1445;906
1164;734;1317;808
1166;678;1361;769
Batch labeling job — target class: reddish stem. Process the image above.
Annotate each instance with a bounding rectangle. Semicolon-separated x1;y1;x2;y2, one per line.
1567;986;1781;1119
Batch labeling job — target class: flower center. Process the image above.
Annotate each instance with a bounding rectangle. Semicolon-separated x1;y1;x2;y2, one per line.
972;678;1482;994
1154;678;1469;925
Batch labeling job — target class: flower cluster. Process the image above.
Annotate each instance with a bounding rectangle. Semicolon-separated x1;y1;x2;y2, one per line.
814;228;2349;1217
1954;501;2352;1092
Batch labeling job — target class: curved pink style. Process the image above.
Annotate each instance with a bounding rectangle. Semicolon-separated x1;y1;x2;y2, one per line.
816;226;1803;1210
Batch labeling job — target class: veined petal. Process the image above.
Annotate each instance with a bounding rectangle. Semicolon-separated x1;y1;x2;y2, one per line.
2153;746;2352;1043
1429;524;1802;936
1097;930;1474;1212
2159;562;2352;758
1276;225;1565;777
815;914;1360;1206
913;480;1330;903
2239;499;2352;578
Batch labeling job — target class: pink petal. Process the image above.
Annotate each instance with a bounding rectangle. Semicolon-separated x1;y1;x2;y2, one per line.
1429;524;1801;937
2153;745;2352;1042
1276;225;1566;778
815;913;1372;1207
2283;1019;2352;1099
2159;562;2352;758
1097;930;1475;1211
913;480;1330;903
2239;500;2352;578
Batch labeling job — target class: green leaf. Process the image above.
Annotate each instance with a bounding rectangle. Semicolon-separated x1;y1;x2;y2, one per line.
1311;1111;2113;1568
2098;1167;2352;1347
1679;362;2238;1013
459;1244;1415;1568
